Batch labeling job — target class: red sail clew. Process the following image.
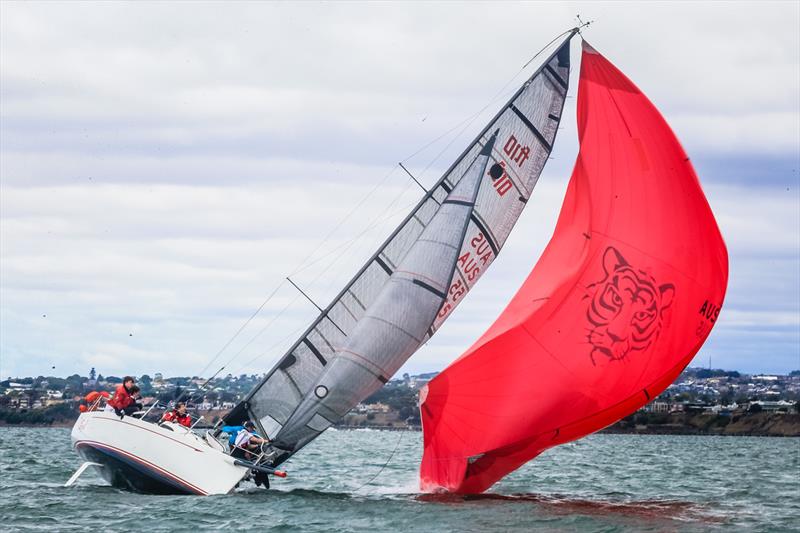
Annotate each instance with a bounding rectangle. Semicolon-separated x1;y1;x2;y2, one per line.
419;41;729;494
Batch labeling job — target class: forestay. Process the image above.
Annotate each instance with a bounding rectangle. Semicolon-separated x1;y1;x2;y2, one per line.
231;32;576;466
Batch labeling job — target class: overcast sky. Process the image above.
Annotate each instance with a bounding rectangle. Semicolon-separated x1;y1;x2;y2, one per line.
1;1;798;380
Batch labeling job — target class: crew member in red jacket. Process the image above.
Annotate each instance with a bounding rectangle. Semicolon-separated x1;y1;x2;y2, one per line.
162;402;192;427
107;376;138;418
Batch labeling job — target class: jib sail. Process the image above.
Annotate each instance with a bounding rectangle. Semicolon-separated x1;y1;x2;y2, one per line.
229;32;577;466
419;41;729;494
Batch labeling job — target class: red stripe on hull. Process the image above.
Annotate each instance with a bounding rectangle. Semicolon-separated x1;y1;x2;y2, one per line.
75;440;209;495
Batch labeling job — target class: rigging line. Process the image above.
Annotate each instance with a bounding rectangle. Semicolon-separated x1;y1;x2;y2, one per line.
174;364;227;406
230;322;308;376
295;172;416;299
412;28;577;184
411;80;530;183
215;292;305;376
290;165;401;275
202;157;413;380
353;429;405;493
399;162;427;193
287;195;408;288
222;187;421;374
195;28;578;381
287;276;323;313
417;80;522;177
521;28;573;69
224;184;414;373
231;234;365;372
288;196;417;277
193;279;287;380
418;111;483;179
216;216;353;375
400;27;572;173
233;181;416;374
199;168;406;379
400;109;488;165
291;60;504;288
400;62;529;166
311;180;417;298
294;177;420;280
226;187;407;374
207;30;580;382
237;222;399;373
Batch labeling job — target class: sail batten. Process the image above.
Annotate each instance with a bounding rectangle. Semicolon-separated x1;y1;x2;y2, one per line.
229;31;578;465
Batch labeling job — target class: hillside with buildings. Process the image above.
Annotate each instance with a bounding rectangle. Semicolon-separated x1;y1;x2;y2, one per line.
1;367;798;435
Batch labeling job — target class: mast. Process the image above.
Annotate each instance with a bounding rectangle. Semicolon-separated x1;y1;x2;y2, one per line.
225;30;578;465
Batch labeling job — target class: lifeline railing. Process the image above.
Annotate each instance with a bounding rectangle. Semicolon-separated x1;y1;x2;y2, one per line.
87;396;212;433
141;401;159;419
87;396;105;411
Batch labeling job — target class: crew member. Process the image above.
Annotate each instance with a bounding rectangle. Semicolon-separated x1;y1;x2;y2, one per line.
107;376;138;418
163;402;192;427
220;421;272;488
221;420;269;459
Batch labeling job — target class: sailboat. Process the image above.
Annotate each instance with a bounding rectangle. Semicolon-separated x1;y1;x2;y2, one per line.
419;40;729;493
68;28;574;494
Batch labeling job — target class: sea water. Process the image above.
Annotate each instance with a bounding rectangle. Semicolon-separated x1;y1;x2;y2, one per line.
0;427;797;532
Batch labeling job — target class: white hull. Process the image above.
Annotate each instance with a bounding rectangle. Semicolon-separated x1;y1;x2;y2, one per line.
71;411;248;495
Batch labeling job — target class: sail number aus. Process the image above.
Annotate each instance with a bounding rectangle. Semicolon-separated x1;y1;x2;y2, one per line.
696;299;722;337
437;232;494;319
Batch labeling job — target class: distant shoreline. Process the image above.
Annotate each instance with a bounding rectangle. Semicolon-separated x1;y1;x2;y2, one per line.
1;424;798;438
597;428;800;438
3;413;799;438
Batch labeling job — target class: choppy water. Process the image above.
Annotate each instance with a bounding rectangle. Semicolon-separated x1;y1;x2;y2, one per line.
0;428;797;532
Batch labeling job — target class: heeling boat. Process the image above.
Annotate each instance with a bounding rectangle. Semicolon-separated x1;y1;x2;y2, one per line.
70;410;248;495
69;30;576;494
419;40;729;494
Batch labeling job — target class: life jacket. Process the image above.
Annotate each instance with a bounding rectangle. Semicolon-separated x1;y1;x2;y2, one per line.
107;384;134;410
164;410;191;427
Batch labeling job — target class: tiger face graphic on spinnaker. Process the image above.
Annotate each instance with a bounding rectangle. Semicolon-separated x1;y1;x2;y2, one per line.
585;247;675;365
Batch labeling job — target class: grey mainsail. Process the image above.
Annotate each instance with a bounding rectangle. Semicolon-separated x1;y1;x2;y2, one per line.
228;33;575;466
274;132;497;453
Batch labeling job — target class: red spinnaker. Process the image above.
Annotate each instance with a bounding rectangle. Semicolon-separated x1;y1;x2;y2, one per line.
419;42;729;494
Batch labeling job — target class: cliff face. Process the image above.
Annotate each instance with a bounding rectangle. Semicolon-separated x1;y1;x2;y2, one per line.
604;412;800;437
722;413;800;437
